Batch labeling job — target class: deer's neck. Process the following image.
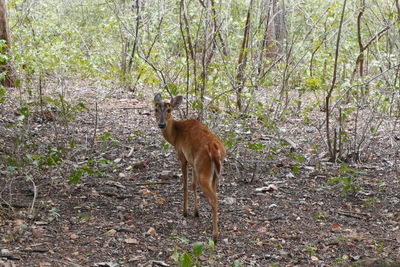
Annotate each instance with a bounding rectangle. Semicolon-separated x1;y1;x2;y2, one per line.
161;119;177;146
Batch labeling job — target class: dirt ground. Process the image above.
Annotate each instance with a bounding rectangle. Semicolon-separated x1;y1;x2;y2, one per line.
1;81;400;267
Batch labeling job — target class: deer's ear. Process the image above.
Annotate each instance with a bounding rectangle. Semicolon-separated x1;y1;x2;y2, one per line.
171;95;183;108
154;93;163;103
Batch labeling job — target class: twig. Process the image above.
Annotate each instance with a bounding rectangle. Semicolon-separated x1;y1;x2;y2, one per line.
258;215;284;221
127;147;135;157
26;176;37;216
230;157;245;182
91;102;98;152
250;162;258;184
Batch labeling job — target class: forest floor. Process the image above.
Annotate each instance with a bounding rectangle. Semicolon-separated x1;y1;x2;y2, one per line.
1;80;400;267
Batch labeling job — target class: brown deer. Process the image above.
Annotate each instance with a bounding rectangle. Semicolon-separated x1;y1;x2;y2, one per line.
154;93;226;242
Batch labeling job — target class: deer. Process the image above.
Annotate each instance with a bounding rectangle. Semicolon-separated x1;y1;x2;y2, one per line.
154;93;226;242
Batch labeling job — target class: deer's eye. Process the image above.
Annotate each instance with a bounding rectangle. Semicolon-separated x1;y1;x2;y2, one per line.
167;109;171;113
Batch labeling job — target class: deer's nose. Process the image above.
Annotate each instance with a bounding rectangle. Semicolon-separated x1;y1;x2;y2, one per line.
158;122;166;129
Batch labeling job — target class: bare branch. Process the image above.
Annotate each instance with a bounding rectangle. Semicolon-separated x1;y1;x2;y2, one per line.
325;0;347;160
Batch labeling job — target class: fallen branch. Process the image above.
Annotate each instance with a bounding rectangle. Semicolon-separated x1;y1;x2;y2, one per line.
134;182;171;186
20;248;49;253
337;210;370;219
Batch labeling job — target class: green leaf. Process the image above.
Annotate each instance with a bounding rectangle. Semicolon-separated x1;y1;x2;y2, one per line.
165;83;178;96
192;242;203;258
110;140;120;145
231;260;242;267
19;107;30;116
208;239;215;253
289;152;305;161
100;132;111;141
0;54;8;62
69;168;83;184
363;197;378;206
81;165;95;174
291;163;300;173
76;102;86;111
246;142;266;152
342;184;351;195
171;248;180;263
327;176;349;185
69;139;76;148
179;252;193;267
338;166;353;173
0;85;5;103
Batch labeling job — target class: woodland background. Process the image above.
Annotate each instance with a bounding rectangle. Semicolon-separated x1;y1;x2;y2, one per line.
0;0;400;266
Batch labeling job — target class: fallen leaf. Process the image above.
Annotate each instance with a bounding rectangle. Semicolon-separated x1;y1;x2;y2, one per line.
14;219;25;226
105;229;117;236
147;246;158;251
256;241;265;247
159;170;173;180
32;227;44;238
129;255;146;262
257;227;267;233
124;238;139;245
147;227;157;235
133;160;148;169
155;198;166;204
91;189;100;197
223;197;236;205
139;189;151;195
255;185;278;193
69;233;79;240
243;205;254;215
105;180;126;189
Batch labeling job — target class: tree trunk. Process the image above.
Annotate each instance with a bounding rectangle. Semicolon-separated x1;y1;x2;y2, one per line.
273;0;284;54
261;0;277;59
235;0;253;112
0;0;15;87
